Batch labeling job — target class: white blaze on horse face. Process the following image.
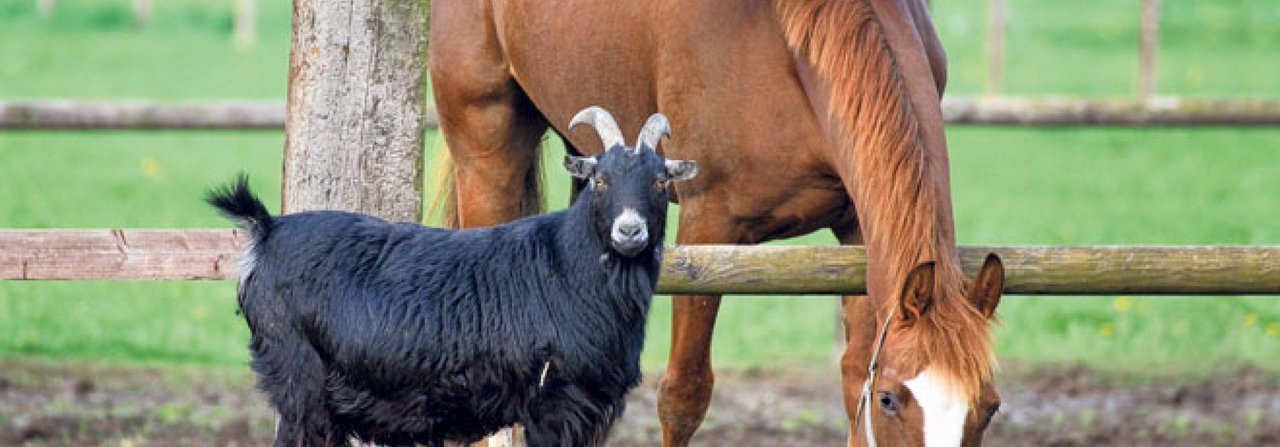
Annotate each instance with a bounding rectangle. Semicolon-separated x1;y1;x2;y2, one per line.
904;367;969;447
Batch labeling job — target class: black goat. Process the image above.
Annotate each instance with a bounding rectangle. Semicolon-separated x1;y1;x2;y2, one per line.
208;106;697;447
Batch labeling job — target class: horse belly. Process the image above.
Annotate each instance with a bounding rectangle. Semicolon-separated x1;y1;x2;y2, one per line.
493;0;658;145
728;180;854;243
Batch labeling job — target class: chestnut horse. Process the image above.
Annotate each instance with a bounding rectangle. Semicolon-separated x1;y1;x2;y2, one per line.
429;0;1005;445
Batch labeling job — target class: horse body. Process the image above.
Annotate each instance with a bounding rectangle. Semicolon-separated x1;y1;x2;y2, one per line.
431;1;1003;445
434;0;846;239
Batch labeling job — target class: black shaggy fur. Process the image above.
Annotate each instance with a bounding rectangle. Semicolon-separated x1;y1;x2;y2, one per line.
208;144;689;447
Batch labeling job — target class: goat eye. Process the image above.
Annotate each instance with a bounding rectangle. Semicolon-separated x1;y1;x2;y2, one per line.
877;391;900;416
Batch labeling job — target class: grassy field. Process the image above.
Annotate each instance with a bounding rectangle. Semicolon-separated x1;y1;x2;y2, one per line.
1;0;1278;374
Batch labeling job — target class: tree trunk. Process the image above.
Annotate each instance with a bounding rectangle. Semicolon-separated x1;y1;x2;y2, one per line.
282;0;428;222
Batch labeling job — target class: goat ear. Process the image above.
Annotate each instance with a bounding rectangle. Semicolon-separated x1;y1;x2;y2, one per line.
968;253;1004;319
564;155;597;179
898;262;936;325
665;159;698;181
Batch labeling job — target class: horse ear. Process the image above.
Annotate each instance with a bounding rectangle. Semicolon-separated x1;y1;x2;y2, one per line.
899;261;936;324
564;155;597;179
968;253;1004;319
665;159;698;181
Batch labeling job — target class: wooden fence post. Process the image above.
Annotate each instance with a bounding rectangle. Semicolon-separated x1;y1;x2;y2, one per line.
132;0;150;28
234;0;256;49
985;0;1006;95
1139;0;1160;100
36;0;55;18
282;0;428;222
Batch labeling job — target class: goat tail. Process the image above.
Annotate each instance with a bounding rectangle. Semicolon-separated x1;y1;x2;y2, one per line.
206;173;274;244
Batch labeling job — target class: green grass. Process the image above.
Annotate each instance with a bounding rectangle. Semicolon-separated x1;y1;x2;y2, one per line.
0;0;290;99
931;0;1280;96
1;0;1279;374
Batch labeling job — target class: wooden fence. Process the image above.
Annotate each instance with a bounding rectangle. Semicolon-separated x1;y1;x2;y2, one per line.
5;98;1280;130
4;229;1278;295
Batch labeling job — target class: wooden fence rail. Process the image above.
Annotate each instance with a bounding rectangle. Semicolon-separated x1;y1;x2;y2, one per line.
4;98;1280;130
0;100;287;130
941;97;1280;126
3;230;1278;295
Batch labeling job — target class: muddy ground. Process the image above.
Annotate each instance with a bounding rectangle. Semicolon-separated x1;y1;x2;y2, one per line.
1;359;1277;446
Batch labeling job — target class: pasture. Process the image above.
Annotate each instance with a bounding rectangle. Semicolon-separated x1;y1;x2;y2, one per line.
1;0;1279;445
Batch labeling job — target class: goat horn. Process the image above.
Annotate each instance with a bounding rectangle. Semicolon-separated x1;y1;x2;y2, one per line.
569;106;625;150
633;113;670;155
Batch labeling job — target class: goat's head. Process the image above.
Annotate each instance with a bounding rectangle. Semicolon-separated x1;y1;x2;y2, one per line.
565;106;698;258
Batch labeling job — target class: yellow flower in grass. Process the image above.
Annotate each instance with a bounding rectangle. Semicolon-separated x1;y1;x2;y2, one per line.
191;306;209;322
1243;313;1258;327
139;156;164;181
1267;323;1280;337
1098;322;1114;337
1171;320;1190;336
1112;296;1133;313
1136;301;1153;315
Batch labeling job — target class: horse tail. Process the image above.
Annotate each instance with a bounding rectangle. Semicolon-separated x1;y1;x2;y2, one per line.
425;137;544;228
426;138;460;227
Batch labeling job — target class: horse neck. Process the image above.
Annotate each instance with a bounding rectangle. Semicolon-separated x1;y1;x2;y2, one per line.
776;0;966;305
777;0;990;397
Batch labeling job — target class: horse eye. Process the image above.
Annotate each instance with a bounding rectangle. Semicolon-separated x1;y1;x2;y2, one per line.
593;176;607;189
877;391;900;416
654;178;668;189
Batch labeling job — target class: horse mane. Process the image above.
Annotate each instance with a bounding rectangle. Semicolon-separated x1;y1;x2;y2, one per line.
774;0;994;403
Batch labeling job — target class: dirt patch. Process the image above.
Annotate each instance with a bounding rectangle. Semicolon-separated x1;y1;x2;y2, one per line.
1;359;1277;446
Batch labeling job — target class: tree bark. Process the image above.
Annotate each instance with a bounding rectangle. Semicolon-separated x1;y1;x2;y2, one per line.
282;0;428;222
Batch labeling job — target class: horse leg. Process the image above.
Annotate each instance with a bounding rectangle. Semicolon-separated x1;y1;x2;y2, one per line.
832;222;878;447
430;2;548;227
434;88;547;227
658;212;742;447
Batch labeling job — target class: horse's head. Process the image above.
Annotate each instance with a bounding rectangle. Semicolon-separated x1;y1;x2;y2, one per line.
852;254;1005;447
